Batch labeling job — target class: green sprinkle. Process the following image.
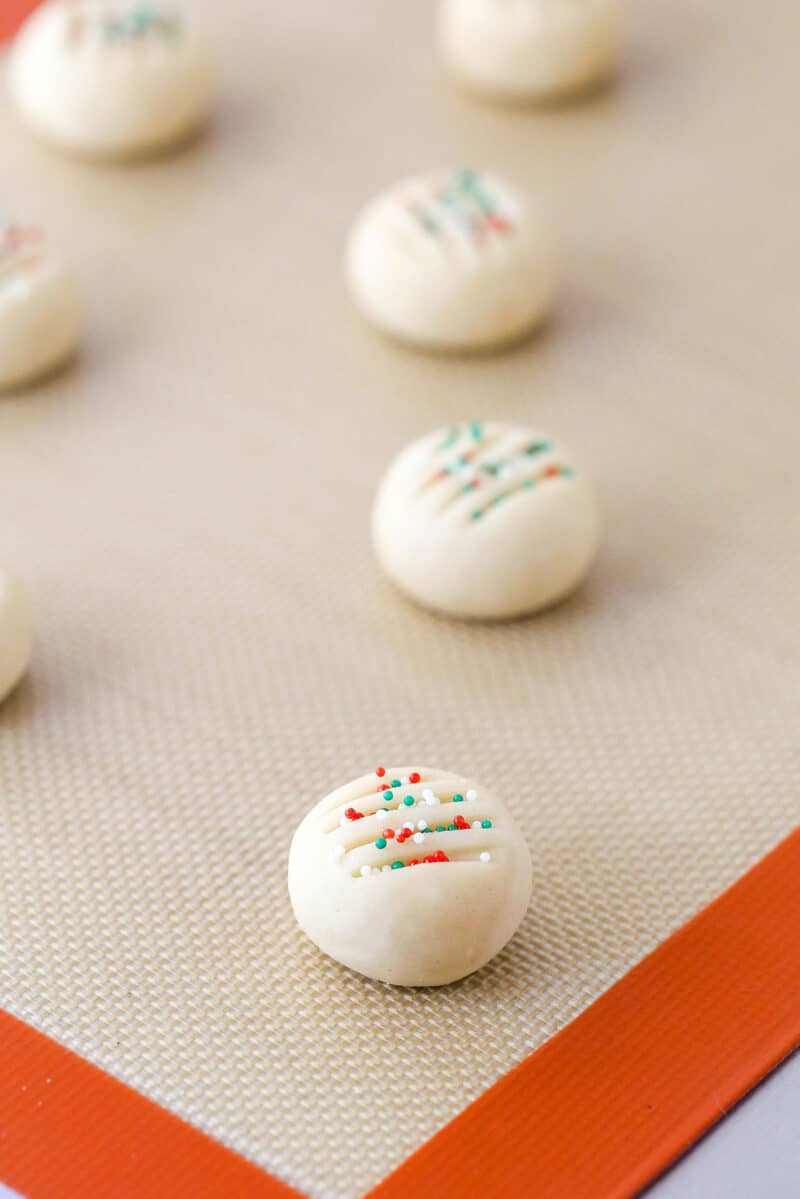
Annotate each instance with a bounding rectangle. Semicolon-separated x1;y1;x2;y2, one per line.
391;860;404;870
375;837;387;849
561;465;575;477
452;794;464;803
481;819;492;829
383;791;393;802
471;510;483;521
436;825;446;832
448;823;457;831
391;779;401;788
526;441;550;456
492;494;506;506
523;478;536;489
469;422;482;441
403;795;415;807
439;427;460;451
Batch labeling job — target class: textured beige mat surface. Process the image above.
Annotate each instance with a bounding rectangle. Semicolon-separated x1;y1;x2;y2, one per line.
1;2;799;1196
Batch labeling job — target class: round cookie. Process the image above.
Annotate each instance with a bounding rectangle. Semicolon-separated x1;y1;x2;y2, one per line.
437;0;624;103
9;2;216;159
0;222;80;390
0;571;33;703
346;169;556;351
289;765;532;986
372;421;599;620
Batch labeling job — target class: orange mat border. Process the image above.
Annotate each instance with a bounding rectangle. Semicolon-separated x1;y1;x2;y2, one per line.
368;825;800;1199
1;826;798;1199
0;1009;304;1199
0;0;38;42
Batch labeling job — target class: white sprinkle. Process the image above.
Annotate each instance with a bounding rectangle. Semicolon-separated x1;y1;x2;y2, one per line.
331;843;345;862
466;789;478;801
403;821;415;832
382;864;392;873
360;864;372;877
472;820;482;830
401;776;409;785
479;852;491;863
413;832;425;844
417;819;428;831
339;814;348;826
422;788;435;801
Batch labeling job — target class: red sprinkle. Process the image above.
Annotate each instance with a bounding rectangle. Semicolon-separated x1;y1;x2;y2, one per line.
383;828;395;839
544;464;561;478
409;859;420;867
376;766;386;778
344;807;364;821
409;772;421;784
454;815;469;830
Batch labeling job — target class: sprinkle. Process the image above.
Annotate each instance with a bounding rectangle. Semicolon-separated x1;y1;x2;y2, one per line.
382;828;395;839
471;510;483;521
391;861;404;869
413;832;425;844
403;821;415;832
436;825;446;832
423;790;437;806
466;789;478;801
403;795;415;807
409;859;420;867
452;794;464;803
339;814;348;826
561;465;575;477
469;422;482;441
382;865;392;872
391;779;401;788
383;791;394;802
401;775;409;785
481;819;492;829
375;837;387;849
479;852;491;863
376;766;386;778
448;823;457;831
543;464;561;478
344;807;363;821
331;844;345;861
409;772;421;784
523;479;535;489
454;815;469;830
472;820;482;830
360;865;372;877
526;440;550;455
417;819;428;830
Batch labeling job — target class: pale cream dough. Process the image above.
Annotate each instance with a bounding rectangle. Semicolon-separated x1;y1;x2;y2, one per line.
438;0;624;103
346;169;556;351
289;766;532;986
372;421;599;620
0;222;80;390
9;2;217;159
0;571;33;703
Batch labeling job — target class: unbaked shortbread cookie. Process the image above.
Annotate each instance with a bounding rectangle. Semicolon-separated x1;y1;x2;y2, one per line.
0;222;80;390
438;0;624;103
346;169;556;351
372;421;599;620
9;2;216;158
289;765;532;986
0;571;33;703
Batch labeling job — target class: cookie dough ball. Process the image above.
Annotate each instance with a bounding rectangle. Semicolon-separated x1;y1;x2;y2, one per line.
9;2;216;158
438;0;623;103
346;169;555;351
289;766;532;986
0;223;80;390
372;421;599;620
0;571;33;703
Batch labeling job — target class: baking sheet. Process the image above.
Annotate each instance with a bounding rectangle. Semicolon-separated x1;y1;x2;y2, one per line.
1;1;799;1196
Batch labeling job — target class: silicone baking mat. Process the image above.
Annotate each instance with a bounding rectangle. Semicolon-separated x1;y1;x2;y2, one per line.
1;1;799;1196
